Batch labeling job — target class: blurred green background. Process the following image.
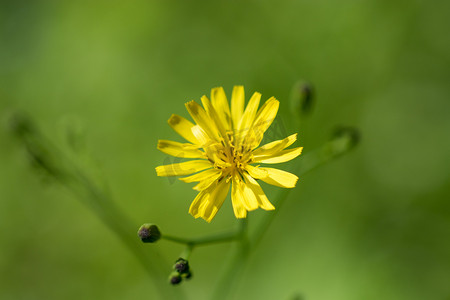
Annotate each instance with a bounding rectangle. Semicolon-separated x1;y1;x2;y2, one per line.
1;0;449;299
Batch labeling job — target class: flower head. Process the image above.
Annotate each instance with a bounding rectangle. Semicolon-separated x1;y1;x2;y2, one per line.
156;86;303;222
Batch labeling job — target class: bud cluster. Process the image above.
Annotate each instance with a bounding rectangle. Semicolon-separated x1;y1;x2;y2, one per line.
169;258;192;285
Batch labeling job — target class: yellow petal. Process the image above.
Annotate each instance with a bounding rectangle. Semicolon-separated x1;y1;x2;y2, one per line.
191;125;211;146
258;167;298;188
231;86;245;130
197;179;230;222
193;172;222;191
168;114;199;144
245;164;268;178
201;95;230;144
241;179;259;211
185;100;219;141
203;142;229;165
157;140;204;158
236;92;261;146
254;97;279;126
252;133;297;157
231;178;247;218
211;87;232;131
155;160;212;177
243;173;275;210
180;168;221;183
245;97;279;148
253;147;303;164
189;185;213;218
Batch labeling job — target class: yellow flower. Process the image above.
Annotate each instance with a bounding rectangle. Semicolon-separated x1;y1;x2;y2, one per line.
156;86;303;222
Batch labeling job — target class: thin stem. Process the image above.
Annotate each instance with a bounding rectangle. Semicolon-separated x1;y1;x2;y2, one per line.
180;244;193;260
251;128;359;249
7;113;185;300
212;129;359;300
162;230;239;246
211;218;249;300
161;234;193;245
238;218;250;254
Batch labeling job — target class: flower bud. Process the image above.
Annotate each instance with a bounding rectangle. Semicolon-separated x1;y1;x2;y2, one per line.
290;81;314;116
137;223;161;243
173;258;190;274
169;272;182;285
332;126;360;150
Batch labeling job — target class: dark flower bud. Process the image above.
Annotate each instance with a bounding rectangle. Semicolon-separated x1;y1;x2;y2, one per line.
137;223;161;243
169;272;182;285
173;258;190;274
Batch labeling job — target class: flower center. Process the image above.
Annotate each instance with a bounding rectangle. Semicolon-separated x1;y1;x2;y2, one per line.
212;141;252;179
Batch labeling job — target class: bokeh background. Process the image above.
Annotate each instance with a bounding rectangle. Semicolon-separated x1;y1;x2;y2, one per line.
1;0;449;299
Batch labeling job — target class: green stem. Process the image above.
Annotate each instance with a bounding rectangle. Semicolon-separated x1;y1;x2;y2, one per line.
180;244;193;260
211;219;249;300
212;128;359;300
238;218;250;254
7;113;185;300
251;128;359;249
162;230;239;246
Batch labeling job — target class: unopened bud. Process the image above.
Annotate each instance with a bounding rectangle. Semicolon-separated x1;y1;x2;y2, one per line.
173;258;190;274
290;81;314;116
332;126;360;150
137;223;161;243
169;272;182;285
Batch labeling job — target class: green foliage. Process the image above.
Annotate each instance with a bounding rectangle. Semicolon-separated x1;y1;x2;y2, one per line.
1;0;449;299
